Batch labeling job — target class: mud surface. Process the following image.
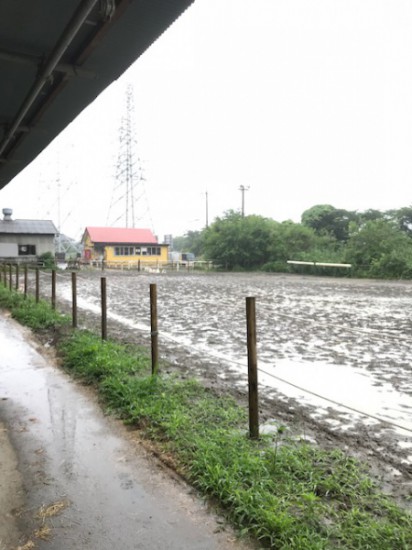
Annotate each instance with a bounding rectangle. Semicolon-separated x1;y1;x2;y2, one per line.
34;270;412;506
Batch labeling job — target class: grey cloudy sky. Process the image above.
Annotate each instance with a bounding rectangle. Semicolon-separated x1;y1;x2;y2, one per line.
1;0;412;241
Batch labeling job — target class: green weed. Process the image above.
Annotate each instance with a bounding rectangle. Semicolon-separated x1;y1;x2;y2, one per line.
0;285;69;329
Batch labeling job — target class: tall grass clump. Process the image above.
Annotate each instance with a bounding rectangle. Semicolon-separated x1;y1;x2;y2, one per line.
0;284;69;329
59;330;149;385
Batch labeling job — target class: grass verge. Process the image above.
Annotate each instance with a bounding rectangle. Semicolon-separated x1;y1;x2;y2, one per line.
1;284;411;549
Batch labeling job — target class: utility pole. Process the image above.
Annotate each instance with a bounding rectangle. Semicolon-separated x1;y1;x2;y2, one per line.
57;175;61;233
205;190;209;228
239;185;250;217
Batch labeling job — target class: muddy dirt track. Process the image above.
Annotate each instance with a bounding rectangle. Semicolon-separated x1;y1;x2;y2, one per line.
33;270;412;506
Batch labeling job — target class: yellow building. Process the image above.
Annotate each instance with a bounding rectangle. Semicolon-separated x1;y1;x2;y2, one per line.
81;227;168;267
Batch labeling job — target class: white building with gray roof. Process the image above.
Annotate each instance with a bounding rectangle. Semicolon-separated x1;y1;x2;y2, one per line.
0;208;57;262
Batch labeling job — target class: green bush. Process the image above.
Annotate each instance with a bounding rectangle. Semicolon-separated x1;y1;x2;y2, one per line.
38;251;55;269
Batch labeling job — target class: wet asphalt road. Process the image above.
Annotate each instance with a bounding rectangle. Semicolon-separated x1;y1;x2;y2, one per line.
0;312;248;550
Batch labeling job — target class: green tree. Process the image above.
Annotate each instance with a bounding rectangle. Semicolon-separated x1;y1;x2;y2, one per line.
301;204;358;242
203;211;275;269
172;230;205;257
268;221;318;262
385;206;412;237
345;219;412;278
263;220;345;273
357;208;385;224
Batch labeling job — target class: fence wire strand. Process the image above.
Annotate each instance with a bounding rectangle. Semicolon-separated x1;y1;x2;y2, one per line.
16;267;412;435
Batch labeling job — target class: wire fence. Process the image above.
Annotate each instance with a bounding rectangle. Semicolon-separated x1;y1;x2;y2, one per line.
2;262;412;437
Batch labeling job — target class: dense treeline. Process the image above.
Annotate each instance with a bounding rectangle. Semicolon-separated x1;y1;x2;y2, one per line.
174;204;412;278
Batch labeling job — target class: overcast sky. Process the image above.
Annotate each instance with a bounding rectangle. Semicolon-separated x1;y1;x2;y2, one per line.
1;0;412;241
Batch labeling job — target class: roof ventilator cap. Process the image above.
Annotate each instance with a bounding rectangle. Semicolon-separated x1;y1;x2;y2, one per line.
2;208;12;221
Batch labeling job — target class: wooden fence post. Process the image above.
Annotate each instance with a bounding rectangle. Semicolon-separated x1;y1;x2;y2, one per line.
15;264;19;291
101;277;107;340
24;265;28;299
150;283;159;375
51;269;56;310
35;268;40;302
246;297;259;440
71;272;77;328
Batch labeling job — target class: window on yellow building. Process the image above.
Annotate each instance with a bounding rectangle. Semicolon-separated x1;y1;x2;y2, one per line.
114;246;162;256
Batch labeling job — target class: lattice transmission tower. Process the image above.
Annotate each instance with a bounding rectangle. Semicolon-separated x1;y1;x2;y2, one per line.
107;84;152;228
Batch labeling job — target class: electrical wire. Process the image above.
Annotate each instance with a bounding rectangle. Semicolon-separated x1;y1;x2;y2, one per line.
28;269;412;434
256;365;412;434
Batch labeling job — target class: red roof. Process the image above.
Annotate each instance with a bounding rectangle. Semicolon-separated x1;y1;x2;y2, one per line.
85;227;158;244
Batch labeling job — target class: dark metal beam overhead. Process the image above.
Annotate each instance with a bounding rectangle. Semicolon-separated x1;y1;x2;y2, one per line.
0;0;195;190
